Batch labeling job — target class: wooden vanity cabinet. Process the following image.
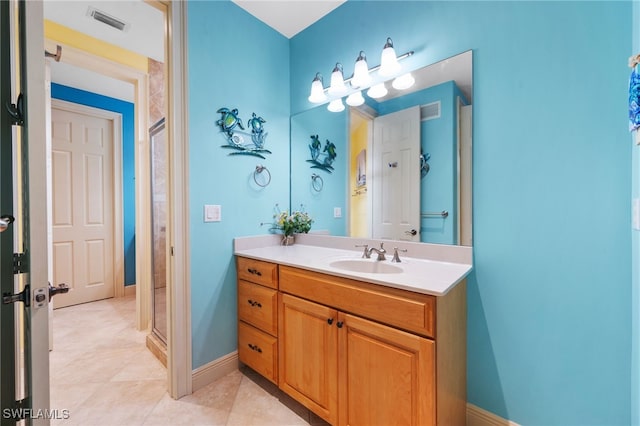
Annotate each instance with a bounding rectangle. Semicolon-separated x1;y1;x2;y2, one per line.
236;257;279;384
236;258;466;426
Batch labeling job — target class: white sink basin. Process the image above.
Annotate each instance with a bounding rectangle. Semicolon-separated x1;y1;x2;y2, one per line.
329;259;403;274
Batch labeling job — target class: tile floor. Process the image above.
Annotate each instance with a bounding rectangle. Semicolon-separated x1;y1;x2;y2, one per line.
50;295;328;425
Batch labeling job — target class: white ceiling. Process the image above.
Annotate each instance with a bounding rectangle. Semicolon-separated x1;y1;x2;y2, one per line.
232;0;346;38
43;0;165;61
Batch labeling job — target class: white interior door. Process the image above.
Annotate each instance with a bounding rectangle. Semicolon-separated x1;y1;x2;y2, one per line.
372;106;420;241
51;106;115;308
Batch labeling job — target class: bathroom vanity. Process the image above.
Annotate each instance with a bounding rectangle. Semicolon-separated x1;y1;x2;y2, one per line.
235;234;472;426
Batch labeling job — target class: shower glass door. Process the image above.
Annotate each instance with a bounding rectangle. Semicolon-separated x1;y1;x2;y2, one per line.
149;118;167;344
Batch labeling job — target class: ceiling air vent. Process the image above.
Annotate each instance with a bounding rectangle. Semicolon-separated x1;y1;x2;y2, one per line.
87;7;129;32
420;101;441;121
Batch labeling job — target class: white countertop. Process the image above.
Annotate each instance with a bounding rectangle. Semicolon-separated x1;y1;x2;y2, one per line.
234;234;473;296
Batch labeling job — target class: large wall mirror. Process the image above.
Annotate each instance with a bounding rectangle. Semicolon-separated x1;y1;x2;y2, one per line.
290;50;472;246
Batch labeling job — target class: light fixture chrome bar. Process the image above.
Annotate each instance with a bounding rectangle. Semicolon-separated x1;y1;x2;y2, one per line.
321;50;415;93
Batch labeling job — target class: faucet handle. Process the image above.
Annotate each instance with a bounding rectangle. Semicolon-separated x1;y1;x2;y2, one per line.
391;247;407;263
355;244;369;258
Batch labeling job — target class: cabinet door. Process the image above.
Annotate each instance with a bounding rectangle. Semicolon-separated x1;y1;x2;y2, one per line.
279;293;338;425
338;313;436;426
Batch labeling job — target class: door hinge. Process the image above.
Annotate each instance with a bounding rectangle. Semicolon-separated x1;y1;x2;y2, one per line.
2;284;30;307
13;252;28;274
3;398;29;420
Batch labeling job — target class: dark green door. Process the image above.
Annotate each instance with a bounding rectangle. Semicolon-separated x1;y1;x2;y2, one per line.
0;0;20;422
1;1;54;425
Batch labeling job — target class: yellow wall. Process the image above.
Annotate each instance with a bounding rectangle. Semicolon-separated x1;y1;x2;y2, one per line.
349;110;370;237
44;20;148;73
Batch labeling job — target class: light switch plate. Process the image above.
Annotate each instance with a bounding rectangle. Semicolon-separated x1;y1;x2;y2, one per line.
204;204;221;222
633;198;640;230
334;207;342;218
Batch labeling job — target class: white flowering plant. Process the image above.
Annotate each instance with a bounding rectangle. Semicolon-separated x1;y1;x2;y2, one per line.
274;209;313;236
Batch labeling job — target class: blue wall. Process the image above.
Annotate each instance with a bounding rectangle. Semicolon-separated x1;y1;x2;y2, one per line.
290;1;631;424
187;1;290;368
290;107;347;235
51;83;136;286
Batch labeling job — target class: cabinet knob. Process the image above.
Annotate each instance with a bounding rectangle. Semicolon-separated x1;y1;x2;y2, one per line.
337;321;344;329
248;343;262;353
247;268;263;277
247;299;262;308
327;318;334;325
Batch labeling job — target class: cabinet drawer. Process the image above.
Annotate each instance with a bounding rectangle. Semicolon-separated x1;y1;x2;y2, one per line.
280;266;435;338
236;257;278;289
238;321;278;384
238;280;278;336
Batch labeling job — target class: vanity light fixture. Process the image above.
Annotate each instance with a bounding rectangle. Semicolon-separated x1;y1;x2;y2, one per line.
327;98;345;112
307;37;414;111
346;90;365;107
392;72;415;90
379;37;401;77
308;73;327;103
328;63;348;96
351;51;371;88
367;83;388;99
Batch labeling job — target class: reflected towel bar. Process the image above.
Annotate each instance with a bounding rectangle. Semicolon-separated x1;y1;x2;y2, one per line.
421;210;448;218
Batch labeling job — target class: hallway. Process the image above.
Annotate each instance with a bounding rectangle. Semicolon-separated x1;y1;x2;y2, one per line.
49;295;324;425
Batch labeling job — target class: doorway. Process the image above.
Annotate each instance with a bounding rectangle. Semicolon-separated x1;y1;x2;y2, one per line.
43;0;176;394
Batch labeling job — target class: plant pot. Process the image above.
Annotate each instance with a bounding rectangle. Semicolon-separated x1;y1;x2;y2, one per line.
281;235;295;246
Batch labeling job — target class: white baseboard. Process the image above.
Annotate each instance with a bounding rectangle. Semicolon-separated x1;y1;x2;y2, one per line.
467;403;520;426
191;351;239;392
124;284;136;297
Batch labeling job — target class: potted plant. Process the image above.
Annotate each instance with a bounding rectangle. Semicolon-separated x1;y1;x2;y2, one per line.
274;209;313;245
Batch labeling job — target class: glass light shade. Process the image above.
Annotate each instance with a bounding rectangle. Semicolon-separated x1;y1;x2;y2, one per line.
346;91;365;107
392;73;415;90
308;73;327;103
379;37;401;77
328;63;347;96
351;51;371;88
327;98;345;112
367;83;388;99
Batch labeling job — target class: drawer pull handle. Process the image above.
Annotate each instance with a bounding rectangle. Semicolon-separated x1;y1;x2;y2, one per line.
327;318;334;325
247;299;262;308
337;321;344;329
248;343;263;353
247;268;263;277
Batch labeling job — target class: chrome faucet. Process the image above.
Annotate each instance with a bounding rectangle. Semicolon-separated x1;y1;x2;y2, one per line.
391;247;408;263
367;243;387;261
355;244;370;258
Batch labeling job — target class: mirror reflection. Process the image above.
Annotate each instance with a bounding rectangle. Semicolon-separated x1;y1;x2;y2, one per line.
290;50;472;246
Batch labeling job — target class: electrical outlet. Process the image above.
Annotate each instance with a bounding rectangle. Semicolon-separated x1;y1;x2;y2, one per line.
334;207;342;218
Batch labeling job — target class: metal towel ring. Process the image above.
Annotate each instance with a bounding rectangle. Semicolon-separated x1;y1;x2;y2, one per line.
311;173;323;192
254;165;271;187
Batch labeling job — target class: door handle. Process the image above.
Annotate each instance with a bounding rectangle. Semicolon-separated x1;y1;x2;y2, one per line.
405;229;417;236
49;283;69;298
0;214;15;233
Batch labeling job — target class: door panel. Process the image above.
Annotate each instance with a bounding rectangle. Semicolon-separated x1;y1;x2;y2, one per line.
338;313;436;426
372;106;420;241
51;107;114;308
0;0;51;423
278;293;338;425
